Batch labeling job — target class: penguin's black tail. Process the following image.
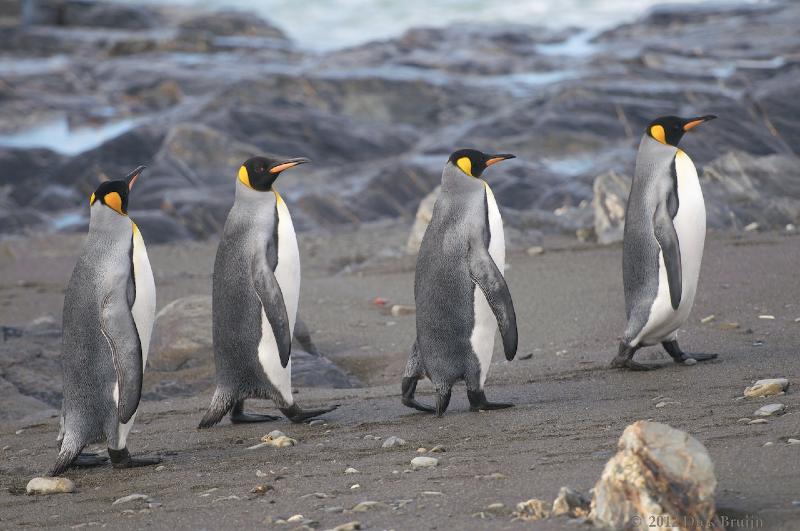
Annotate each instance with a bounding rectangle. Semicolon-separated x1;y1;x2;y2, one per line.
48;435;81;477
198;387;236;429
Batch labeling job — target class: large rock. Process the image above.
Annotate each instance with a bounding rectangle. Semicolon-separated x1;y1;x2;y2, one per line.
406;186;439;254
177;10;287;40
591;421;718;530
701;151;800;230
148;296;359;389
593;171;630;244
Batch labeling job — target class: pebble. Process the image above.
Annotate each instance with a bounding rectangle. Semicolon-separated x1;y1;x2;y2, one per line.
345;467;359;474
683;358;697;366
351;501;387;512
350;484;360;490
485;502;508;515
155;465;165;471
416;447;427;453
421;491;444;496
748;419;768;425
250;485;273;494
787;439;800;445
429;445;445;453
286;515;305;523
26;477;75;495
737;418;752;423
411;456;439;469
475;472;506;480
526;246;545;256
261;431;297;447
719;322;741;330
763;442;774;447
744;378;789;398
256;470;268;478
309;419;326;426
795;317;800;323
327;522;361;531
744;222;759;231
753;403;786;417
700;314;715;324
323;506;345;513
655;400;680;408
390;304;415;317
112;493;150;506
758;315;775;320
381;436;406;448
514;498;550;521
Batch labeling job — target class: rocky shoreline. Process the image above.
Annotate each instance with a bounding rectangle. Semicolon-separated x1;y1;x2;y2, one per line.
0;0;798;245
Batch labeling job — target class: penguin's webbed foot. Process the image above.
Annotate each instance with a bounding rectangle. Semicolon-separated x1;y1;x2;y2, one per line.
610;357;659;371
467;390;514;412
231;412;282;424
662;340;718;365
280;403;339;424
73;452;109;468
401;376;436;413
108;447;162;469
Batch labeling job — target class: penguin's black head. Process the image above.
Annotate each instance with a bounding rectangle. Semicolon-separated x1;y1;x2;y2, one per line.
647;115;716;147
238;156;311;192
448;149;515;178
89;165;145;216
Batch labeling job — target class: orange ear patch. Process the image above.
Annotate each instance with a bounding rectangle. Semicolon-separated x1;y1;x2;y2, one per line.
650;124;666;144
104;191;124;215
238;166;252;188
456;156;473;176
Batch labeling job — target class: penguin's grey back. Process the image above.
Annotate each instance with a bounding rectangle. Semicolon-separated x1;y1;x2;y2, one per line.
622;135;678;335
61;210;134;443
212;184;280;395
415;165;488;386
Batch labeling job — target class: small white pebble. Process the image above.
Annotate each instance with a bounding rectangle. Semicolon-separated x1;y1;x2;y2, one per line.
758;315;775;320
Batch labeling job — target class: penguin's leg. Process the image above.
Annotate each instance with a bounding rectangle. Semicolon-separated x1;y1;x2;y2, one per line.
609;341;656;371
48;433;84;477
108;447;161;469
662;339;718;365
401;340;435;413
435;387;452;418
230;399;281;424
465;366;513;411
198;387;236;429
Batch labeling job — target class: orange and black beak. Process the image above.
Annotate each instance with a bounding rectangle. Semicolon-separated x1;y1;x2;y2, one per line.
485;154;516;167
125;165;146;191
682;115;716;132
270;157;311;174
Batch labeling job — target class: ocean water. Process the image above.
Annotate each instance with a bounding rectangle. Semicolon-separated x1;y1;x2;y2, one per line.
117;0;746;51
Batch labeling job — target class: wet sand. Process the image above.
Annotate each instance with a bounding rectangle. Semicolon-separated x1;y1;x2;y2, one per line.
1;227;799;529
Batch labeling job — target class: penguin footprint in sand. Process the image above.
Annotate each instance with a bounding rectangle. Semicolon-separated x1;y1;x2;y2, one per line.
612;115;719;371
402;149;518;417
198;156;338;428
50;166;161;476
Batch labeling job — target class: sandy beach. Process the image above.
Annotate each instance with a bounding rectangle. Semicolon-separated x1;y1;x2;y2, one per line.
1;226;798;530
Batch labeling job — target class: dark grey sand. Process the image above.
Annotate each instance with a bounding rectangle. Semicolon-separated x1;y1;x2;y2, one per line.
1;227;799;530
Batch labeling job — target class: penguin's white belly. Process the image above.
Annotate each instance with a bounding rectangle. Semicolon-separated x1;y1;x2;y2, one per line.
471;185;505;386
636;152;706;346
115;224;156;448
257;197;300;404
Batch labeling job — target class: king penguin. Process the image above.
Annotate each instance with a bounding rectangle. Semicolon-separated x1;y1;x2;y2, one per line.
401;149;518;417
50;166;160;476
198;156;338;427
611;115;719;370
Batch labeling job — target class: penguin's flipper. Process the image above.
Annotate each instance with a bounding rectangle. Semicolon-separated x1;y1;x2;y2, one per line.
101;290;143;424
252;258;292;367
468;242;518;360
653;199;682;310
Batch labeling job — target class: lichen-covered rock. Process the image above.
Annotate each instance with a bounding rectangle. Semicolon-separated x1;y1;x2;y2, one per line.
744;378;789;398
514;498;550;521
26;477;75;495
551;487;590;518
406;186;439;255
592;171;630;244
591;421;717;530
